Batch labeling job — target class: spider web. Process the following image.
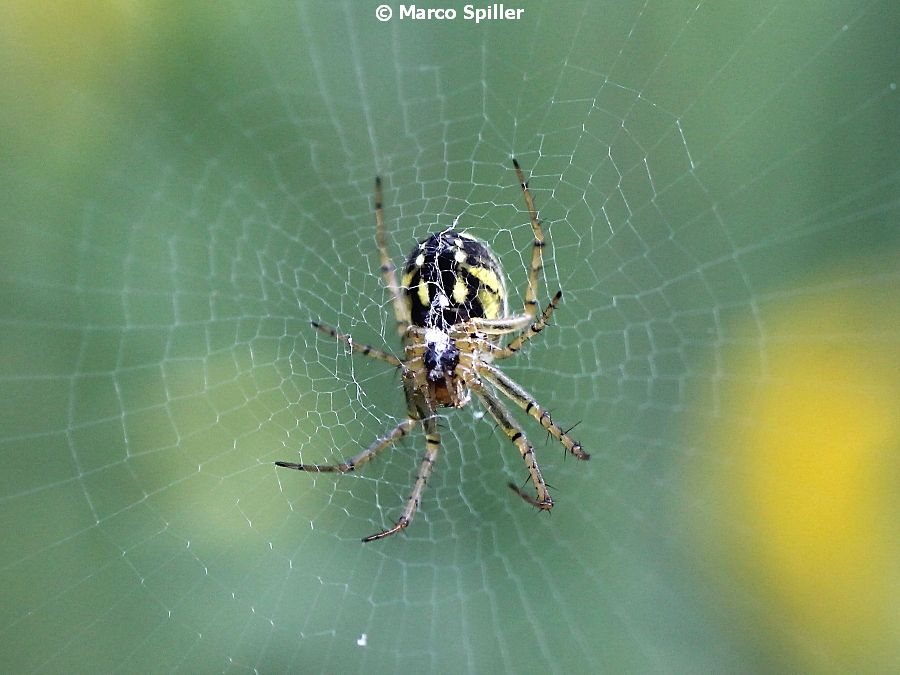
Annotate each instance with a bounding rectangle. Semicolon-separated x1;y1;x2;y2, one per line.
2;0;899;672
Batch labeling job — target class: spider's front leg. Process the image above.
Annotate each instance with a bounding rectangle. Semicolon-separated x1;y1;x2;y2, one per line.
478;363;589;461
362;415;441;542
276;418;418;473
471;383;553;509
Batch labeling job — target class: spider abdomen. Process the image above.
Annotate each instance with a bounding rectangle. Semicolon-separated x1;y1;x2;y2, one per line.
401;231;508;329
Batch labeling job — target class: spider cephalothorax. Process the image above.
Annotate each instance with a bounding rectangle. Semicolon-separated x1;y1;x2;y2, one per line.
277;160;589;542
422;330;460;382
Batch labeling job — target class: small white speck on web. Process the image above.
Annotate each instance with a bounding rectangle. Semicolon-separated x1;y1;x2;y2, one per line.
357;633;367;647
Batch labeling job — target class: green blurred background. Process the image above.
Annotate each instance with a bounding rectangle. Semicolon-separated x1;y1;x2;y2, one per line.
2;1;898;672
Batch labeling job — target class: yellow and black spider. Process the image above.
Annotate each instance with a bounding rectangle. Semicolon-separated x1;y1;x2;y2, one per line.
277;159;589;542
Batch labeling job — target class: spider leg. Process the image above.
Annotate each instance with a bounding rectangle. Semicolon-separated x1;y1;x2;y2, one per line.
374;176;410;337
467;314;533;335
311;320;403;368
491;290;562;360
512;158;545;320
276;418;418;473
477;362;589;460
363;415;441;542
471;382;553;509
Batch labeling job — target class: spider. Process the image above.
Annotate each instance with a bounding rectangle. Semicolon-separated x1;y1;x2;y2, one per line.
276;159;589;542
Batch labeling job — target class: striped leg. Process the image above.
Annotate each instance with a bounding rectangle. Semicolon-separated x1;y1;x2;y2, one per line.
310;320;402;367
491;290;562;360
374;176;410;337
477;362;589;460
467;314;533;335
512;158;545;320
363;416;441;542
276;418;418;473
472;383;553;509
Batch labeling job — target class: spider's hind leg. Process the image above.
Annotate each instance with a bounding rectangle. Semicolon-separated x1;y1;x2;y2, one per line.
374;176;410;337
512;158;545;321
